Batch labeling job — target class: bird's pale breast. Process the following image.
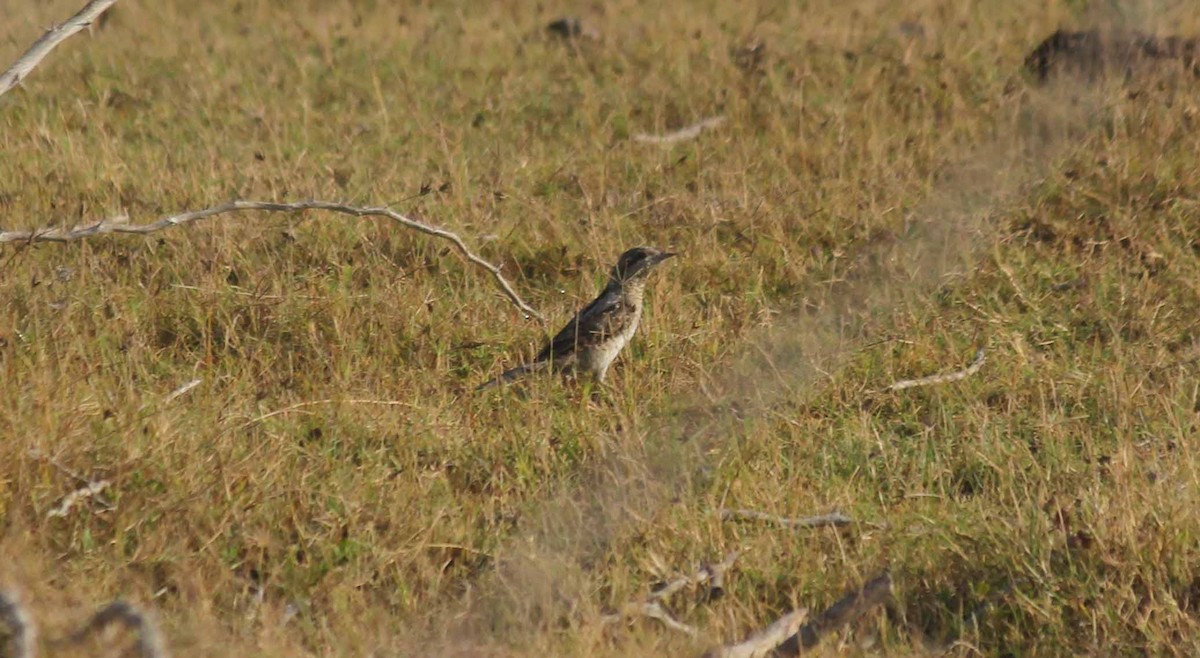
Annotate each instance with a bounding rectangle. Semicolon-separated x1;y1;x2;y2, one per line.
578;305;641;382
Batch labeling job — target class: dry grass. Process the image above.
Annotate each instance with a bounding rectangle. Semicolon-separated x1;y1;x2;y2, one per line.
2;0;1200;656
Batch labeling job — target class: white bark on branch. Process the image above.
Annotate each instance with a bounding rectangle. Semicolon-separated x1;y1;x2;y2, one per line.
648;550;740;602
0;0;118;100
633;116;726;144
46;480;111;519
881;348;986;392
701;609;808;658
603;551;740;637
780;571;893;655
162;378;202;404
0;200;544;321
702;572;893;658
605;600;699;637
720;508;854;530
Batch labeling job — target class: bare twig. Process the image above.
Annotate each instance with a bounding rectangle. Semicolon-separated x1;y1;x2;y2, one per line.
649;550;741;602
880;348;986;393
605;600;699;637
162;378;201;404
0;589;36;658
720;508;854;530
58;601;167;658
0;200;544;321
28;450;116;516
703;572;892;658
0;0;119;100
634;116;726;144
604;551;740;637
701;609;809;658
778;572;893;655
46;480;111;519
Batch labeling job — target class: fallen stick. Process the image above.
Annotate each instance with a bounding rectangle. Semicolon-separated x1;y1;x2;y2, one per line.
0;589;36;658
778;571;893;655
162;378;201;404
701;609;809;658
46;480;111;519
0;0;119;100
649;550;740;602
57;601;168;658
28;450;116;516
880;348;985;393
633;116;726;144
603;551;740;636
703;572;891;658
720;508;853;530
605;600;699;637
0;200;544;321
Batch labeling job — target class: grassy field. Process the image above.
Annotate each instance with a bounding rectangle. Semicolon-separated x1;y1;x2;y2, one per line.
2;0;1200;656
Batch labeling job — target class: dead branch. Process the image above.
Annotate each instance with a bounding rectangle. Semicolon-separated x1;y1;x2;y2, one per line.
649;551;740;602
720;508;853;530
778;572;893;655
880;348;985;393
703;572;891;658
634;116;726;144
603;551;740;637
162;378;201;404
46;480;111;519
605;601;699;637
0;200;544;321
701;609;808;658
58;601;167;658
0;589;36;658
27;450;116;518
0;0;119;100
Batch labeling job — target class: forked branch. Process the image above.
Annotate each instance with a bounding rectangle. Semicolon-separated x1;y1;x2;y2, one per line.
0;0;119;100
647;550;741;602
0;200;544;321
603;551;740;637
46;480;111;519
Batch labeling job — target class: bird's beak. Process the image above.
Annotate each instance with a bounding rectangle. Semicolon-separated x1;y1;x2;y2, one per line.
655;252;678;264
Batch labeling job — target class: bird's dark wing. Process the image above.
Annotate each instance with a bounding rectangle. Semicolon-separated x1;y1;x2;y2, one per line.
535;290;629;362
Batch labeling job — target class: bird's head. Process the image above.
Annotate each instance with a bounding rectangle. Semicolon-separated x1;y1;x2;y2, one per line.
609;246;677;284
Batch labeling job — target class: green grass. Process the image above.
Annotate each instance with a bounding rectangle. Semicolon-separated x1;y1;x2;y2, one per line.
2;0;1200;656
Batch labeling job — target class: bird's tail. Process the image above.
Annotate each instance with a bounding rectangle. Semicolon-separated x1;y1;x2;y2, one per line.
474;360;549;391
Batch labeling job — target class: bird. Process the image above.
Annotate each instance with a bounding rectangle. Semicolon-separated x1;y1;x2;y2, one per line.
477;246;676;390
